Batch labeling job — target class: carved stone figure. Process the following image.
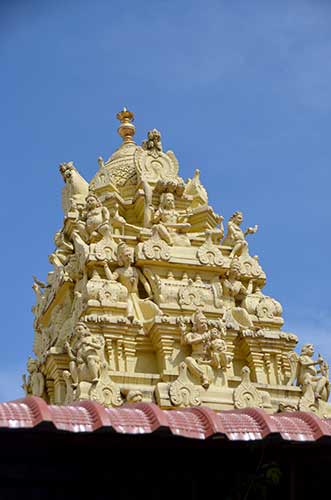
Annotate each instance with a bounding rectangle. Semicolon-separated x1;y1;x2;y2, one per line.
181;310;214;388
222;211;258;258
59;161;89;216
207;327;231;370
65;322;105;386
78;193;110;245
112;243;161;328
49;230;74;268
151;192;191;246
22;358;44;397
221;258;254;330
142;128;162;157
290;344;330;402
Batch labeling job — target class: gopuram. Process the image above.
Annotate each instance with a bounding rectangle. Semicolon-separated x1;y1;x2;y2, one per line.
26;108;331;417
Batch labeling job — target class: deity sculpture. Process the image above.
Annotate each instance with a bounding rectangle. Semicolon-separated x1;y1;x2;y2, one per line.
142;128;162;156
207;327;231;370
221;258;254;329
152;192;191;246
75;193;110;251
108;243;161;328
65;322;105;386
222;211;258;258
49;230;74;268
181;310;230;389
181;310;211;388
22;357;45;397
296;344;330;402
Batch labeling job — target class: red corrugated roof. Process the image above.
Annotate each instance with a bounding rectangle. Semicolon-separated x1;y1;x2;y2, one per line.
1;396;331;442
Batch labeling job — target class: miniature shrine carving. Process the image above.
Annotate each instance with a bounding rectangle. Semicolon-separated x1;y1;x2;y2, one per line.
26;108;331;417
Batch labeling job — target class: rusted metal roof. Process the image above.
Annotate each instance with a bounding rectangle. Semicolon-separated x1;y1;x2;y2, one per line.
1;396;331;442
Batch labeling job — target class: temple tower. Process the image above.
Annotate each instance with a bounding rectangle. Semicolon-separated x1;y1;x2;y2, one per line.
25;109;331;416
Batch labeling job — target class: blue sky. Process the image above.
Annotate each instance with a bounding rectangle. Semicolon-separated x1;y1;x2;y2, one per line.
1;0;331;401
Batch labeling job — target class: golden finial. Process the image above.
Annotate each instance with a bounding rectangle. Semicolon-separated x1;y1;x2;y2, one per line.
116;107;135;143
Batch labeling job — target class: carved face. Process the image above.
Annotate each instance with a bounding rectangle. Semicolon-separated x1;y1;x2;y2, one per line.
86;195;99;210
118;245;132;266
162;193;175;210
196;315;208;333
302;344;314;356
233;212;243;225
75;323;88;336
27;359;37;373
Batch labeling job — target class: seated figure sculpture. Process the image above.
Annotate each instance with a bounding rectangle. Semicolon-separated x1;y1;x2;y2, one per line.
222;211;258;258
151;192;191;246
297;343;330;402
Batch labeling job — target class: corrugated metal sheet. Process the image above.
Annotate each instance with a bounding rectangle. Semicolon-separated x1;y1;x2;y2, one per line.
1;396;331;442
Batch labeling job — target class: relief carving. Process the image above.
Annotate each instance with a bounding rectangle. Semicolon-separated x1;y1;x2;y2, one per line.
197;231;224;266
233;366;271;409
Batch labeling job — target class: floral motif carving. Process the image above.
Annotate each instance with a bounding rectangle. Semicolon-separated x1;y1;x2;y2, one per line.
142;231;171;261
169;362;201;407
197;232;224;266
233;366;263;409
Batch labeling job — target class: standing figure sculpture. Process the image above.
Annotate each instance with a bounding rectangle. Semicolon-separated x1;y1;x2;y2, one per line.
182;310;212;389
297;343;330;401
22;358;45;397
207;328;230;370
222;211;258;258
221;258;254;329
110;243;161;328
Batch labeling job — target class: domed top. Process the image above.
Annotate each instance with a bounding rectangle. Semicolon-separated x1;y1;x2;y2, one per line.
90;108;142;193
90;108;181;196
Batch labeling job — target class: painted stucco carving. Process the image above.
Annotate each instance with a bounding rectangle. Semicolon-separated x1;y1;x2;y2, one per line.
27;109;331;416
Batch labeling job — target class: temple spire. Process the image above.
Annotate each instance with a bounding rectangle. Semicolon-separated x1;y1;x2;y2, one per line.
116;107;135;143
